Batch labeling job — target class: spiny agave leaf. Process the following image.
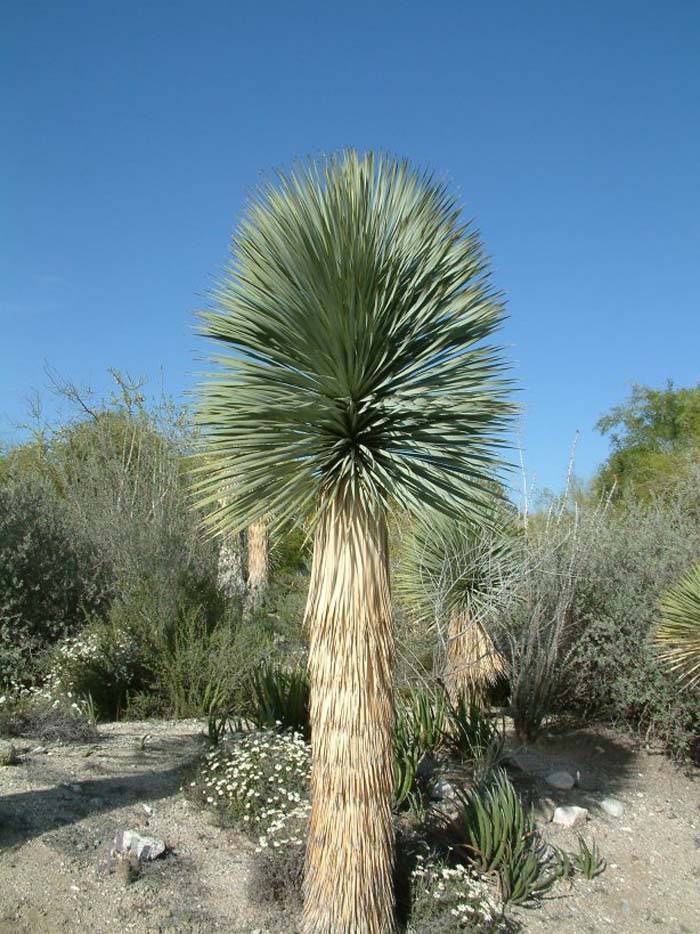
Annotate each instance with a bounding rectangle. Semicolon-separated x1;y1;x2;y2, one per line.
194;150;513;534
655;562;700;689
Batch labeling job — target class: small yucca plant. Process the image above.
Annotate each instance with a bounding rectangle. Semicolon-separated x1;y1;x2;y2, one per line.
248;664;311;739
655;562;700;690
397;507;515;706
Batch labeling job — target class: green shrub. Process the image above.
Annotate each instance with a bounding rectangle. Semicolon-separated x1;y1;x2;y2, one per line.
246;664;310;738
445;696;504;780
0;476;107;687
562;477;700;760
45;618;149;720
393;688;447;811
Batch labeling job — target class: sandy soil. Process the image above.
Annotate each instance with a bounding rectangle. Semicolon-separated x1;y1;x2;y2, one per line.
0;720;285;933
506;726;700;933
1;720;698;933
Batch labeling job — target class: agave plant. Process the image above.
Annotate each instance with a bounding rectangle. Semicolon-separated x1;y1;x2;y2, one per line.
447;769;562;905
571;834;606;880
655;562;700;690
398;506;515;705
195;150;511;933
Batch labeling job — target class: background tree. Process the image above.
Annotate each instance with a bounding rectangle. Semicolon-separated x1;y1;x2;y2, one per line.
594;381;700;501
195;150;511;933
397;506;515;706
245;516;269;614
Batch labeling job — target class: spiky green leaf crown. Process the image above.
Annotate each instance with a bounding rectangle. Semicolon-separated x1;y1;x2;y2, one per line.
195;150;513;533
396;503;518;625
656;562;700;689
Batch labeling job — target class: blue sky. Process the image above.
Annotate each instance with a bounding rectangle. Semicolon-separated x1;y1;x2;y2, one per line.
2;1;698;495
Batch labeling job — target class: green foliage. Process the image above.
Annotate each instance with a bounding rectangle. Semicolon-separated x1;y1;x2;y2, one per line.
246;664;311;739
445;696;505;776
561;469;700;759
401;687;448;753
396;500;517;627
492;490;609;743
0;475;107;688
571;835;606;880
656;562;700;689
46;617;149;720
447;770;562;905
594;381;700;501
195;149;512;533
393;688;447;811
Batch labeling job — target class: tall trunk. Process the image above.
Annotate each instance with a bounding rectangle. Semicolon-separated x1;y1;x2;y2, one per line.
445;609;505;707
302;496;396;934
217;528;247;601
245;516;269;613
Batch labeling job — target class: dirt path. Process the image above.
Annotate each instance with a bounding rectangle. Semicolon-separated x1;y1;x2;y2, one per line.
1;720;698;932
0;720;285;933
506;726;700;933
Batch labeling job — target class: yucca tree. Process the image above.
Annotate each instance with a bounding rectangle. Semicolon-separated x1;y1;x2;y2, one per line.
245;515;269;613
216;488;247;600
655;563;700;690
195;150;511;933
398;504;515;706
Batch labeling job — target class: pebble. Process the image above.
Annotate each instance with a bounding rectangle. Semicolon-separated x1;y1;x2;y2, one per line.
600;797;625;818
552;805;589;828
113;829;166;861
546;770;576;790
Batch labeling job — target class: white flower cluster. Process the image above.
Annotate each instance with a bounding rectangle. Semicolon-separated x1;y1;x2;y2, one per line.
51;630;137;687
0;629;129;717
191;728;312;852
0;679;91;718
411;851;506;930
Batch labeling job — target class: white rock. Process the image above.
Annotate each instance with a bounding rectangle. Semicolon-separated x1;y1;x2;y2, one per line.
113;829;166;861
0;740;18;765
600;797;625;818
552;805;588;828
545;770;575;790
431;778;456;801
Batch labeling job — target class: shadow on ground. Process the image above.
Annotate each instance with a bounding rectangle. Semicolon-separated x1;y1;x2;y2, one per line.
0;750;201;851
504;723;640;812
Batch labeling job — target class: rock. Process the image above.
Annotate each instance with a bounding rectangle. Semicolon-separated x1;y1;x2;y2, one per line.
600;797;625;818
545;770;576;791
552;805;589;828
431;778;457;801
31;746;48;755
534;796;556;822
416;752;438;782
0;740;18;765
113;829;166;861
